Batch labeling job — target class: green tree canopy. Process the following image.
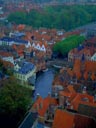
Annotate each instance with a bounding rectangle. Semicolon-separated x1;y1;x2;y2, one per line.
53;35;85;56
8;5;96;30
0;77;32;128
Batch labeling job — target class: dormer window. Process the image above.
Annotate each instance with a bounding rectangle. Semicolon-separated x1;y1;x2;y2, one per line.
81;97;89;102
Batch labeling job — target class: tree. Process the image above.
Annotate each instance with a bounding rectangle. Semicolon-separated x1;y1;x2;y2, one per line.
53;35;85;56
0;77;32;128
7;5;96;30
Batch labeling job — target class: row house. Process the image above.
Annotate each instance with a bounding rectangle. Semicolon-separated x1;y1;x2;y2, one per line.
32;41;52;60
68;60;96;84
52;60;96;98
68;46;95;62
59;85;96;117
0;37;31;47
12;44;25;59
32;41;47;52
84;37;96;47
32;85;96;128
24;47;33;59
31;94;58;127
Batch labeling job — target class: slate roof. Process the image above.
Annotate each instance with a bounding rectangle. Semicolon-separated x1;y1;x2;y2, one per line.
0;37;28;44
18;112;38;128
16;62;35;75
78;104;96;119
12;32;25;37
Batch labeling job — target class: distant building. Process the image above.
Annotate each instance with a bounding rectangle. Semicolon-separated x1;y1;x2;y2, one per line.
68;45;95;62
9;31;25;38
0;51;14;64
87;28;96;38
0;37;31;47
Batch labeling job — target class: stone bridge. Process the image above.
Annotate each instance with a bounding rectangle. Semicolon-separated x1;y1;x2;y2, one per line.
46;59;73;69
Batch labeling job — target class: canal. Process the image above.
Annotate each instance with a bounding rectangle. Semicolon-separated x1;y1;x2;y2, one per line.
33;69;55;100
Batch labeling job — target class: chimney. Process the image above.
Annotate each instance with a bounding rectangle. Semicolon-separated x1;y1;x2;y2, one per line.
82;86;87;94
65;98;70;108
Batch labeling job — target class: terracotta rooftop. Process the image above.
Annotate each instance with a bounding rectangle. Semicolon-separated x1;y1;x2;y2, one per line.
71;93;96;110
52;109;75;128
52;109;96;128
32;96;57;117
85;61;96;72
0;51;13;57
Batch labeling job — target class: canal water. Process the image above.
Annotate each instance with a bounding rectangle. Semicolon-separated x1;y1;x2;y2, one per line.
33;69;55;100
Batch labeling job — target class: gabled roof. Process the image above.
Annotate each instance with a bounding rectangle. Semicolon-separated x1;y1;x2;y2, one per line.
52;110;74;128
32;96;57;117
52;109;96;128
71;93;96;110
59;85;76;98
59;85;96;110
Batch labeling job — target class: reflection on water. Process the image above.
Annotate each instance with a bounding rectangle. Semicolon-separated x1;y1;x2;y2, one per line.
33;69;55;100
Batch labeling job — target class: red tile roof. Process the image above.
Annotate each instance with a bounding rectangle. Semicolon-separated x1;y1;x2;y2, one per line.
52;109;74;128
53;109;96;128
59;85;96;110
32;96;57;117
85;61;96;72
0;51;13;57
71;93;96;110
2;60;14;68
